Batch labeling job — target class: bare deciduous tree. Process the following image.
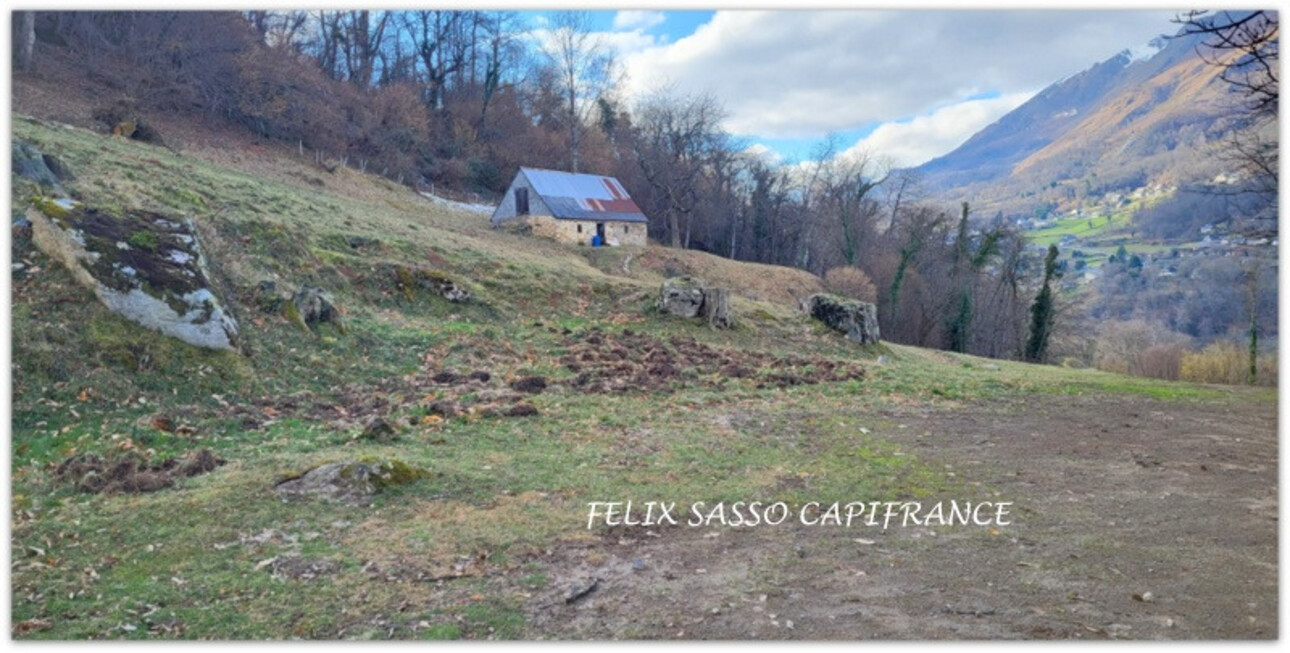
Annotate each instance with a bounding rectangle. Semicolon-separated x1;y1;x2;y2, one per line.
631;89;727;248
541;11;615;173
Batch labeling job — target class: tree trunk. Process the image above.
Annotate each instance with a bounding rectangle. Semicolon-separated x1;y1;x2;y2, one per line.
17;11;36;73
699;287;733;329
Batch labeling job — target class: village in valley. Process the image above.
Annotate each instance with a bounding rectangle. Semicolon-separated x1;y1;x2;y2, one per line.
8;8;1279;642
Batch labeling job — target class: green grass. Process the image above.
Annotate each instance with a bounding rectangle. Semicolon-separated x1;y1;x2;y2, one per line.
1028;212;1124;246
10;116;1268;640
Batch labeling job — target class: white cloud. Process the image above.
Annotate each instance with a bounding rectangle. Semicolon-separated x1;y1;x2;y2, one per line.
526;26;660;67
841;92;1034;168
741;143;783;165
613;10;666;31
621;10;1175;140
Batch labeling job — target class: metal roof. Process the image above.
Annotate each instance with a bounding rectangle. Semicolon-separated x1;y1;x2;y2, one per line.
520;167;648;223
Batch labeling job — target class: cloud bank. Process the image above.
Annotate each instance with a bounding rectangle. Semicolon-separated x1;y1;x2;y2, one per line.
572;9;1178;166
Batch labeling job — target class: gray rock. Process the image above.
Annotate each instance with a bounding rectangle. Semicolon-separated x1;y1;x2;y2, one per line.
289;285;345;334
26;199;239;350
658;276;705;318
807;293;880;344
274;460;428;507
658;276;735;329
12;140;69;194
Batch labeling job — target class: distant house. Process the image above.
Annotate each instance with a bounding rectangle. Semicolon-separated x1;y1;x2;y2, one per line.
491;167;648;246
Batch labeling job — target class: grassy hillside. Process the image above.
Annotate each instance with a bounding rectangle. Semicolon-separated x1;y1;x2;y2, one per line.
9;116;1274;640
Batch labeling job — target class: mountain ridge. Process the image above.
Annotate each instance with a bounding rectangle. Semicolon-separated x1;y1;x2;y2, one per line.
912;25;1249;217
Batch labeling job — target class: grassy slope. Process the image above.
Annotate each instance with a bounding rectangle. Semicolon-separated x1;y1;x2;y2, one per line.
9;116;1273;640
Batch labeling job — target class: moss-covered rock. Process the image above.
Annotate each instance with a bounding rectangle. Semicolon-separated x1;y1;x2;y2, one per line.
287;285;345;334
390;264;472;303
806;293;880;344
26;198;240;350
274;458;429;506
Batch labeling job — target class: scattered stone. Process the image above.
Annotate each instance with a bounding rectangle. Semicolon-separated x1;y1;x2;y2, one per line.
510;376;547;394
287;285;345;335
806;293;880;344
565;577;601;605
26;199;240;350
360;417;397;443
274;459;429;507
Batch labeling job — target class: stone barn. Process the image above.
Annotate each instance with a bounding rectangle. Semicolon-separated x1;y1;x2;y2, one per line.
491;167;648;246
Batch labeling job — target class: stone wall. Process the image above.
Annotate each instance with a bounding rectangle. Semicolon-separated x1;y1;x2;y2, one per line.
526;215;647;247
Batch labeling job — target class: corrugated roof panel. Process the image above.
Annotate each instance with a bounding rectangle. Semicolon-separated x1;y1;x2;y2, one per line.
543;197;649;223
521;167;646;221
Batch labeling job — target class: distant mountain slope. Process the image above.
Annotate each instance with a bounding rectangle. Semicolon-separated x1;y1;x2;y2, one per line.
914;25;1252;216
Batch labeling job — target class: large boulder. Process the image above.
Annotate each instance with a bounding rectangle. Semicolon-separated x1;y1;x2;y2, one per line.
658;276;735;329
807;293;880;344
658;276;705;318
12;140;71;195
26;198;240;351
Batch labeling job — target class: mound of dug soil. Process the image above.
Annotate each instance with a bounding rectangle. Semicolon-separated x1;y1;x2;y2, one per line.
55;448;225;495
559;328;866;394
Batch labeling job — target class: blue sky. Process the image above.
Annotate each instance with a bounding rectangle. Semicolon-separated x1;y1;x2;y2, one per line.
522;9;1181;168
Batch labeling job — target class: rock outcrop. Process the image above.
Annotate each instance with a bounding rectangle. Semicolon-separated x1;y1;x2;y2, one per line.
658;276;734;329
26;198;240;351
807;293;880;344
12;140;71;195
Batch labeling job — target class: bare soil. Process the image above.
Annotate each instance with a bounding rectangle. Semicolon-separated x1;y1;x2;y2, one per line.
519;393;1277;640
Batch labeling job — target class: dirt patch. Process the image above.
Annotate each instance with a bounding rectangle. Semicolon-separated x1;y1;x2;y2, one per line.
516;393;1277;640
55;448;225;495
559;328;865;394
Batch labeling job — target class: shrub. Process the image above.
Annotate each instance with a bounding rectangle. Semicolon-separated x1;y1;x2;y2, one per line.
1093;319;1191;377
823;266;877;304
1181;342;1278;386
1134;343;1185;381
